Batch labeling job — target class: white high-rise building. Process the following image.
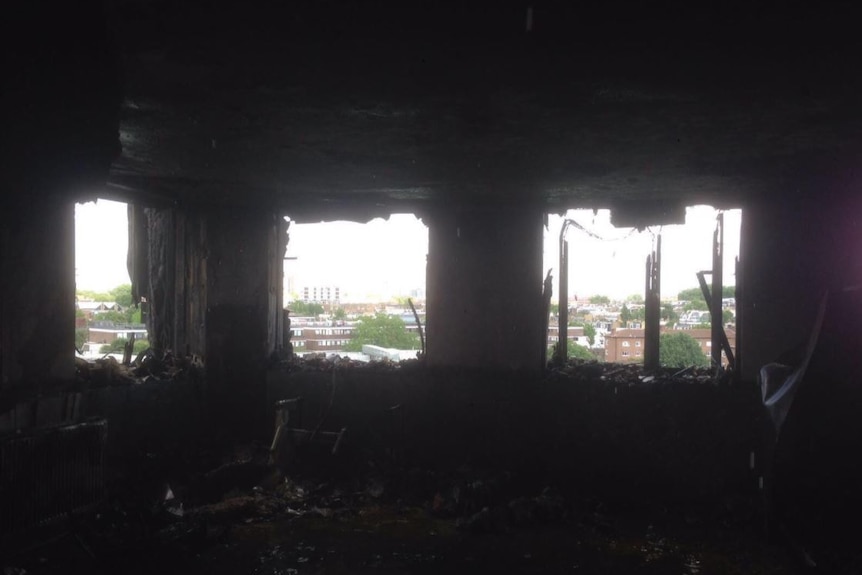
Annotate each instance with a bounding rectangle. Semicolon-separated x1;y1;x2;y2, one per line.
301;285;341;304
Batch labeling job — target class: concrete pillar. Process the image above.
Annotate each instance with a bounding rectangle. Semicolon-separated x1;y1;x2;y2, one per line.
204;209;284;434
142;208;178;352
739;194;862;382
2;0;118;396
426;205;545;371
1;201;76;391
139;205;284;432
137;207;209;357
643;235;661;372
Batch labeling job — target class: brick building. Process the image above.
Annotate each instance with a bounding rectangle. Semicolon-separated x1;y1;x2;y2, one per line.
287;316;424;354
87;321;149;345
300;325;355;352
605;328;736;365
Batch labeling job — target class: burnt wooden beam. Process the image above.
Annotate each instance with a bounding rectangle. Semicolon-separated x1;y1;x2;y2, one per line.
644;234;661;372
541;268;553;369
697;268;735;372
555;222;571;365
712;213;724;370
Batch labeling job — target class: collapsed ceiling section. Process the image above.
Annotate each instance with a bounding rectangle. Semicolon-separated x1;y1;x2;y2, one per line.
103;0;860;219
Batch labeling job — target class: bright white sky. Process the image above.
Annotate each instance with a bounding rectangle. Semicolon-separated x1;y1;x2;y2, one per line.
75;199;131;292
75;200;740;302
284;214;429;302
547;206;741;300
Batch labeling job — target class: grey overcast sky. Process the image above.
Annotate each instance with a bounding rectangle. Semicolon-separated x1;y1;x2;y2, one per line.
74;199;131;291
284;214;429;302
75;200;739;301
546;206;741;301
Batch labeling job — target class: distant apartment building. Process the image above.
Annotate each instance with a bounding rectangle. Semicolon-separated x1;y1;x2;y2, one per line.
605;327;736;365
286;314;424;354
605;329;646;362
678;309;711;327
87;321;149;345
300;325;355;352
547;325;590;348
76;300;124;320
301;285;341;304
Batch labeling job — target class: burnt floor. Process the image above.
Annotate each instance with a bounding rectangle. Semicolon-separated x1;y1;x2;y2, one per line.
4;359;859;574
5;470;798;575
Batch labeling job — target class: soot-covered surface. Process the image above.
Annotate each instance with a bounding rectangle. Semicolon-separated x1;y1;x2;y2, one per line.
4;360;858;573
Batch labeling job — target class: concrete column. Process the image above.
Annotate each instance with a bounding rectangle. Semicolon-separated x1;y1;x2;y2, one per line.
1;201;76;391
204;208;284;434
143;208;178;352
426;205;545;371
137;207;210;357
739;194;862;382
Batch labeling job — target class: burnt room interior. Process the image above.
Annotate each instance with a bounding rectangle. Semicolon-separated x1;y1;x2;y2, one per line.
2;0;861;573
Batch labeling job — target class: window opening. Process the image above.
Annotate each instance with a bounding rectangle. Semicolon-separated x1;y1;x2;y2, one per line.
75;199;148;360
283;214;427;363
544;206;740;368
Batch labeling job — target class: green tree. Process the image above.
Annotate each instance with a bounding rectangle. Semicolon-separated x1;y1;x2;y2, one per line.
677;285;735;302
109;284;133;307
94;310;128;323
677;287;705;302
620;304;631;324
659;332;709;368
76;289;112;302
333;307;347;321
345;314;419;351
626;294;644;304
129;307;142;324
289;301;324;316
722;309;734;325
89;304;141;324
75;328;88;349
101;339;127;354
684;299;709;312
100;338;150;354
550;339;594;361
583;323;596;346
589;295;610;305
661;303;679;327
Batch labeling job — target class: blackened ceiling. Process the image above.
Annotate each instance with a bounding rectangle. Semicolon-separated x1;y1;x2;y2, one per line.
6;1;861;219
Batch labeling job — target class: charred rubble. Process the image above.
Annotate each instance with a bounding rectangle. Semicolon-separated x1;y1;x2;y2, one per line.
0;360;801;574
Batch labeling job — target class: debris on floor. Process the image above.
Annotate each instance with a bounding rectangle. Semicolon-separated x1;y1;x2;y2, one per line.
72;349;205;388
4;360;856;573
1;434;816;575
273;353;425;373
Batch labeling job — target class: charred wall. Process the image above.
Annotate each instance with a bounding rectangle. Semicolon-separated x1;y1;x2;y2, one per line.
739;193;862;381
0;202;76;394
1;0;120;395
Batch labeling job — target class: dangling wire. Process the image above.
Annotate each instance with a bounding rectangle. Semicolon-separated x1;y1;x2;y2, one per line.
563;217;639;243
